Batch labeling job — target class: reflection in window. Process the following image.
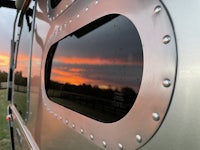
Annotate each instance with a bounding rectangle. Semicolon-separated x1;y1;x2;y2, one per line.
14;11;32;121
14;71;28;120
46;14;143;123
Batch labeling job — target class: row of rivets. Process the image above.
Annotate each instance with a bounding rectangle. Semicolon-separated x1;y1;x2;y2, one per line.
48;0;98;21
45;105;96;146
154;5;171;45
47;0;77;21
46;3;173;149
132;4;172;146
48;1;100;43
48;0;99;23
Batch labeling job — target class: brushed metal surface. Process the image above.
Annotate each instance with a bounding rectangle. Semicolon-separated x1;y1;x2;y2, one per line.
13;0;200;150
140;0;200;149
39;0;177;149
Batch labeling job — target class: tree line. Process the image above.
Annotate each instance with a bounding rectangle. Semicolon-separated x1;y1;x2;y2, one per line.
0;70;8;82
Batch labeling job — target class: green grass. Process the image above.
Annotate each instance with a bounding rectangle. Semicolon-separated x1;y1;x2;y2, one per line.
0;89;11;150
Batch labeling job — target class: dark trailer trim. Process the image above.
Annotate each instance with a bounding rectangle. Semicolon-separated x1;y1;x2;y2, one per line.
0;0;16;9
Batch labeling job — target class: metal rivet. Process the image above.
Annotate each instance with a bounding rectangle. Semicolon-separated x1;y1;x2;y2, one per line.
69;20;72;23
102;141;107;148
136;135;142;143
90;134;94;140
65;5;69;8
72;0;74;2
77;14;80;18
59;116;62;120
154;5;162;14
85;7;89;11
65;120;68;124
163;79;171;87
118;143;123;150
80;129;84;134
59;27;62;32
163;35;171;44
72;124;75;129
60;9;63;13
152;112;160;121
95;1;99;4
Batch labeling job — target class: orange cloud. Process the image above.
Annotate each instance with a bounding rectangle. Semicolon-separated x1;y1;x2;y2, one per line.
51;68;91;85
0;53;9;65
17;54;29;61
56;56;140;66
0;52;10;72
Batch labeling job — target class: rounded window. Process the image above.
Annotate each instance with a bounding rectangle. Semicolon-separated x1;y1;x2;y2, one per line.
45;14;143;123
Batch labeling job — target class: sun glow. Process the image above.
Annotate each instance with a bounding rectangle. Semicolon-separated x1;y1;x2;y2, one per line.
51;68;91;86
0;52;9;72
0;53;9;65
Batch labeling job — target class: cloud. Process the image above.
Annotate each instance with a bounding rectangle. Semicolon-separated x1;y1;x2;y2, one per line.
56;15;143;64
0;52;10;72
55;56;141;66
49;15;144;92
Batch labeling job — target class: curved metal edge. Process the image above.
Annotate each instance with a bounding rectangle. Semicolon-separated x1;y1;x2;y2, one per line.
39;0;177;149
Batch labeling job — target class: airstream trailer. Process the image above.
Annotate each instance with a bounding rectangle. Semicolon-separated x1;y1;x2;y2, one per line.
3;0;200;149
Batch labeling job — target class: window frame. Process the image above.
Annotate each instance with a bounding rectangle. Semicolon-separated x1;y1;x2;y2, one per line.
41;1;177;149
45;14;144;123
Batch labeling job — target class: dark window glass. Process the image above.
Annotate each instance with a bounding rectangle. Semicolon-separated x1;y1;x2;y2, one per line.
46;14;143;123
14;11;33;122
50;0;62;8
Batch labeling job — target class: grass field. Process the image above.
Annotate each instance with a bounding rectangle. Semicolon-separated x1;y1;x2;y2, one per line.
0;89;11;150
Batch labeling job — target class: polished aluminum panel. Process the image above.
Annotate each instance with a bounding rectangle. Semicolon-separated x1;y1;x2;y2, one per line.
141;0;200;149
10;105;40;150
46;14;143;123
39;0;177;149
47;0;77;21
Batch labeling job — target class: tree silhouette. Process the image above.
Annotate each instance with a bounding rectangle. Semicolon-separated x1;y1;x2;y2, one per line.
0;70;8;82
14;71;27;86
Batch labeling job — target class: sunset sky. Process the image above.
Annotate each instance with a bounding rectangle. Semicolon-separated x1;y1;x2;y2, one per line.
0;8;143;92
49;15;143;92
0;7;16;72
